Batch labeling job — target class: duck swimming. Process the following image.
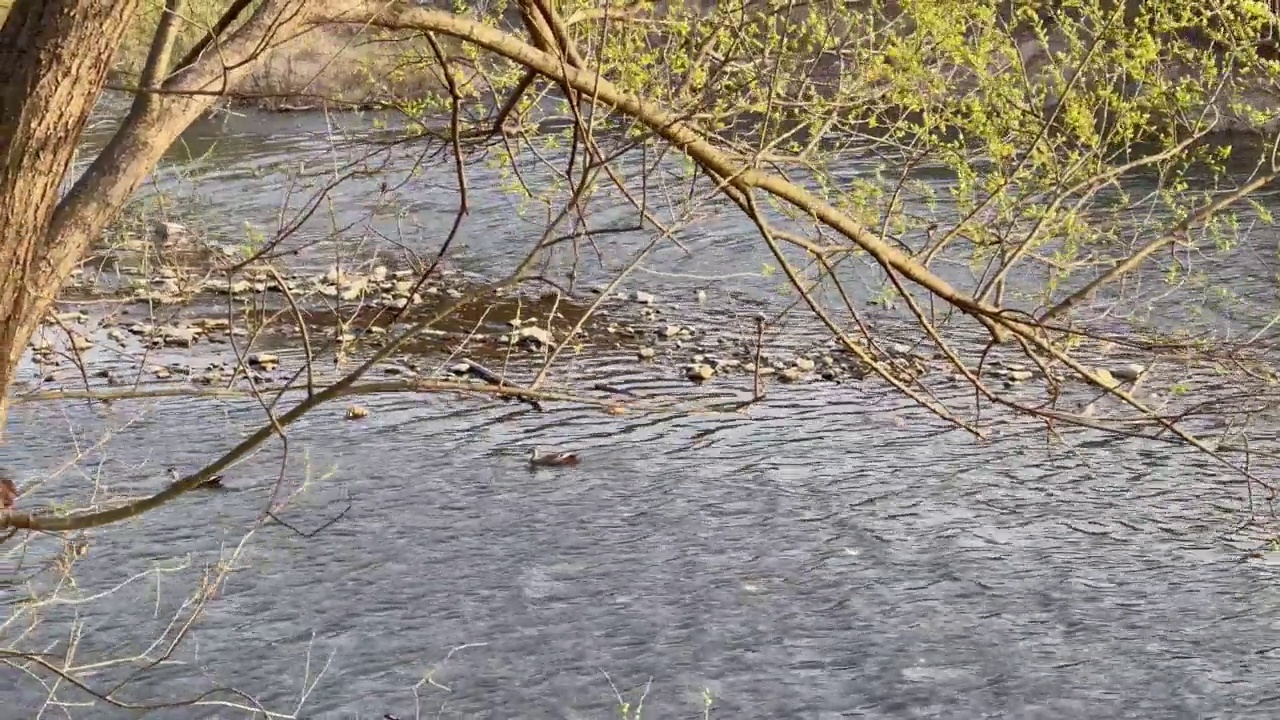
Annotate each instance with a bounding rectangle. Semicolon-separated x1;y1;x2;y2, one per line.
528;447;580;467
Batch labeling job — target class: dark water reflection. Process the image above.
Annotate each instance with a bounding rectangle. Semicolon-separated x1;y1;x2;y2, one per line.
7;107;1280;717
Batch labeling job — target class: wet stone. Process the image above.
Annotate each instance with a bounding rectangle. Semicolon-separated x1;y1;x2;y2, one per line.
686;364;715;382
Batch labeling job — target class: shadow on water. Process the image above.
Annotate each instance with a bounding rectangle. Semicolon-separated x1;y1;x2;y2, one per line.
7;107;1280;717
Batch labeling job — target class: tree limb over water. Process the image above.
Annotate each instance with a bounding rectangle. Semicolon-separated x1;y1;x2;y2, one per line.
6;0;1280;712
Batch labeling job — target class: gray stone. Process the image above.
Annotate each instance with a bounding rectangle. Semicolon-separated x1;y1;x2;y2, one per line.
1111;363;1146;381
633;290;656;305
160;327;199;347
55;311;87;324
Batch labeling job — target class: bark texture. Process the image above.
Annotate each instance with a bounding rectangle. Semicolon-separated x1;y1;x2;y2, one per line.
0;0;322;437
0;0;142;435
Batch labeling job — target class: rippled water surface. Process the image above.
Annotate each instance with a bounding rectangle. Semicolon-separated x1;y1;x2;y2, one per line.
5;108;1280;718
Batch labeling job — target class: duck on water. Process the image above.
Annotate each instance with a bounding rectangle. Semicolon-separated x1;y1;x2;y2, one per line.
528;447;579;467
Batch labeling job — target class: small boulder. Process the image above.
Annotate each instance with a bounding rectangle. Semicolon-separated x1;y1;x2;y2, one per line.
686;364;715;382
794;357;816;372
638;347;656;360
345;405;370;420
779;367;805;383
1112;363;1145;381
248;353;279;370
160;326;199;347
633;290;656;305
1007;370;1034;382
1091;367;1119;388
518;326;554;347
55;311;88;324
155;221;190;243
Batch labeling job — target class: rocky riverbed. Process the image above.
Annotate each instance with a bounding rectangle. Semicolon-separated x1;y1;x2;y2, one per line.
20;220;1181;428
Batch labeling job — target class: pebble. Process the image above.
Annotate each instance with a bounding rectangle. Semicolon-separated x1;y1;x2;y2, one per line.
794;357;816;372
1007;369;1034;382
345;405;370;420
633;290;656;305
638;347;656;360
71;335;93;351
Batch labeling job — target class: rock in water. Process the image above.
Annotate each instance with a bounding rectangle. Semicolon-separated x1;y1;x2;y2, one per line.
686;364;715;382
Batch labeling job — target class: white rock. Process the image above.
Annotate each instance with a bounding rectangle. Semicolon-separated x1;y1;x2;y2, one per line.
518;326;554;346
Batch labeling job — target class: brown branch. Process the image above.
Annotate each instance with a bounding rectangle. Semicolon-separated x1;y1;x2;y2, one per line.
1042;170;1280;322
139;0;185;91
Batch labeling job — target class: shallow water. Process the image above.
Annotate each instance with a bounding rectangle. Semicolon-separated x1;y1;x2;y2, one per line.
5;109;1280;718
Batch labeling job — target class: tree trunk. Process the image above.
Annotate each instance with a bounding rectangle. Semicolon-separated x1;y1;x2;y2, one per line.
0;0;142;436
0;0;327;438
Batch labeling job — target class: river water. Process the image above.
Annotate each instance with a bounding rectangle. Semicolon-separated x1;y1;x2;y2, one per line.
4;108;1280;718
